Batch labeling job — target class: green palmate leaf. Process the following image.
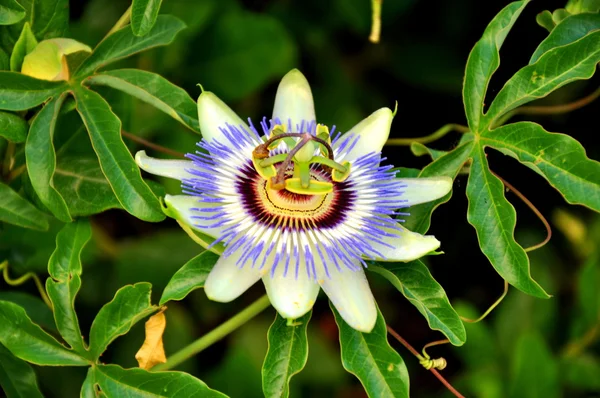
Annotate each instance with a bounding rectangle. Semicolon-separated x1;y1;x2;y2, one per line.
32;0;69;40
462;0;529;132
51;116;126;216
566;0;600;13
409;142;447;161
531;13;600;63
331;304;409;398
45;278;85;351
74;15;185;78
80;368;96;398
93;364;227;397
86;69;199;132
88;283;157;360
4;0;70;46
54;156;122;216
552;9;572;25
0;0;25;25
72;86;164;222
403;139;474;234
369;261;466;346
198;11;297;100
0;182;49;230
0;343;43;398
536;10;556;32
47;216;91;279
466;145;548;298
0;72;66;110
45;219;92;356
0;110;27;142
484;30;600;126
160;251;219;305
26;93;71;222
0;301;89;366
131;0;163;37
0;292;55;331
262;312;311;398
509;331;559;398
10;22;37;72
482;122;600;212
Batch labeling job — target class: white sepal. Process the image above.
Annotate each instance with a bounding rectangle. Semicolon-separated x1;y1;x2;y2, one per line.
320;264;377;333
334;107;394;162
204;249;263;302
262;252;320;320
272;69;316;128
393;176;453;207
198;91;249;145
135;151;194;181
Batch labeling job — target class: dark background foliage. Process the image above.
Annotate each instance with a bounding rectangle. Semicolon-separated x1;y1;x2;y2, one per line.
2;0;599;396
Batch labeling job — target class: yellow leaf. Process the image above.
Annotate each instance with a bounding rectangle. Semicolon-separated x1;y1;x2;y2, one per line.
135;307;167;369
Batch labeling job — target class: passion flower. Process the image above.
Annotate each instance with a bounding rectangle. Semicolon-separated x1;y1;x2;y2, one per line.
136;69;451;332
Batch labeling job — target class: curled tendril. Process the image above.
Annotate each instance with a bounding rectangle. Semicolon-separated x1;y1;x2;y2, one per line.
0;260;52;308
420;356;447;370
420;339;450;370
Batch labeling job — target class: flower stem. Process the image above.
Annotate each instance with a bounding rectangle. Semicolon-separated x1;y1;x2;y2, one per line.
153;295;271;371
121;130;185;158
385;123;469;146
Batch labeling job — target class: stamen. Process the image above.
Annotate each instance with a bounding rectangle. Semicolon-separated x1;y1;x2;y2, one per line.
252;126;351;193
271;134;313;190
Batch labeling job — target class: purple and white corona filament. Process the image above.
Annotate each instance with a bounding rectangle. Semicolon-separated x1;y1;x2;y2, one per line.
136;69;452;332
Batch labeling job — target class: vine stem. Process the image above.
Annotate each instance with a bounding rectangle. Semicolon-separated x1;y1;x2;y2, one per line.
0;260;52;309
153;295;271;371
491;170;552;253
493;85;600;127
104;5;132;39
386;325;465;398
121;130;185;158
385;123;469;146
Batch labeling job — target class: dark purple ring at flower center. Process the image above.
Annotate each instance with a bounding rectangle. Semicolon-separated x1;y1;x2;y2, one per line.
236;160;355;231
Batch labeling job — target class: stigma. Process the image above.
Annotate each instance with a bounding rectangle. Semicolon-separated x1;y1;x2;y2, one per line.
251;124;351;195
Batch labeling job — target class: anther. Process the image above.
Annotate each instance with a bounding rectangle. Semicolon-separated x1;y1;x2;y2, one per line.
253;144;270;159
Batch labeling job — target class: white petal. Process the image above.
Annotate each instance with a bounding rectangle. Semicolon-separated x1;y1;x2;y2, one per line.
262;255;320;320
272;69;316;127
395;176;453;207
135;151;195;181
335;108;393;162
320;264;377;333
368;223;441;262
204;249;263;302
197;91;249;144
163;195;226;239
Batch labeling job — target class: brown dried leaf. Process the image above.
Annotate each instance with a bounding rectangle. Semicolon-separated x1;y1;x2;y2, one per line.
135;307;167;369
